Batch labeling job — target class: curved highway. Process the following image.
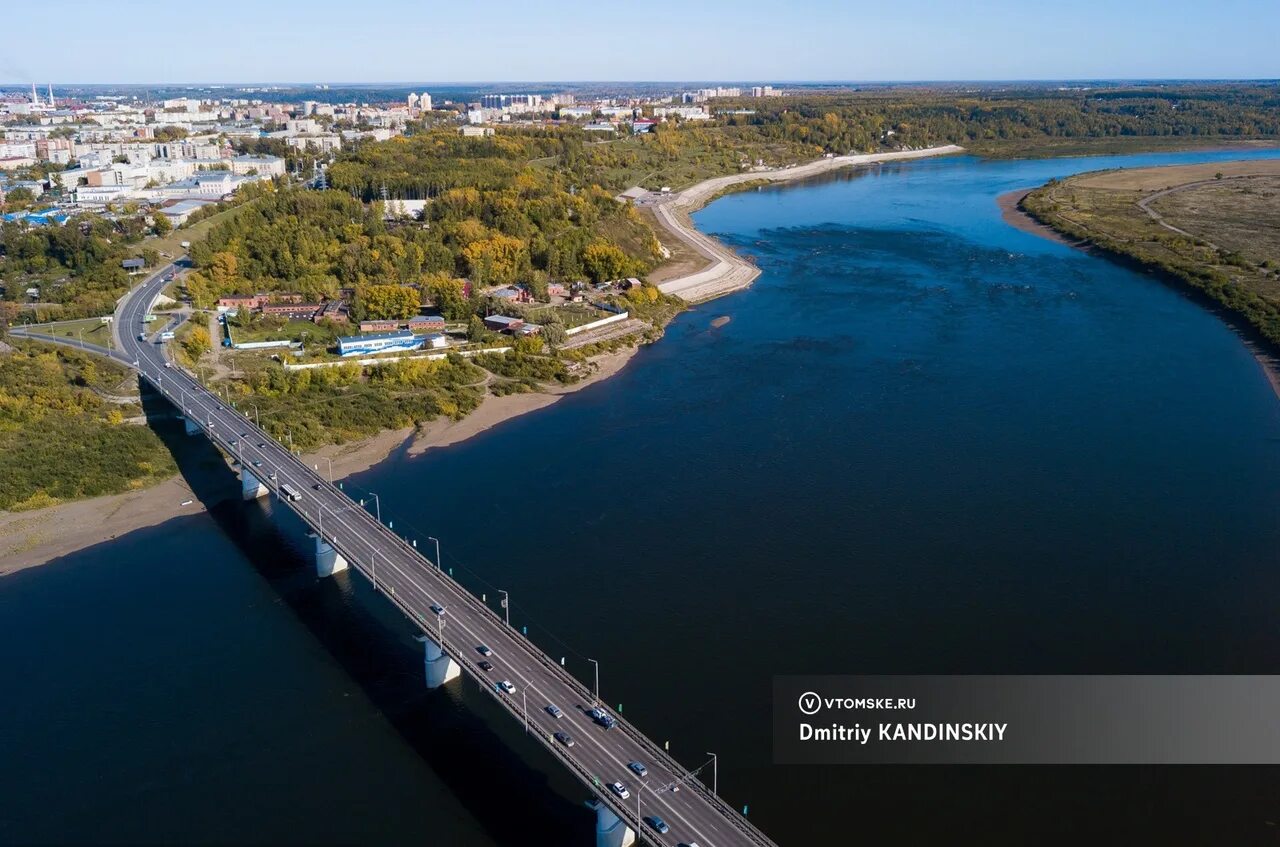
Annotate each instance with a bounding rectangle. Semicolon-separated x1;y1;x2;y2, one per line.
109;263;778;847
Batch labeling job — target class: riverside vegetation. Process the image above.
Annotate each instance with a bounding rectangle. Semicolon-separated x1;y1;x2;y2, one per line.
0;342;176;511
4;83;1280;506
1021;159;1280;346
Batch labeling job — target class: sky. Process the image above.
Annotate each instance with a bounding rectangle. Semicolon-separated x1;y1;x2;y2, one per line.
4;0;1278;84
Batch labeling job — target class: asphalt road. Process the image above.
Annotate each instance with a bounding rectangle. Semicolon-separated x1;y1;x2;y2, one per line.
110;265;777;847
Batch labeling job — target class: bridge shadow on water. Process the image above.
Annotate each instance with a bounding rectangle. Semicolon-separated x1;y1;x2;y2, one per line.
142;384;591;846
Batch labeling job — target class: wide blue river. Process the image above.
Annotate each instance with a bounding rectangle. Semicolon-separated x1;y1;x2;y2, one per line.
4;149;1280;846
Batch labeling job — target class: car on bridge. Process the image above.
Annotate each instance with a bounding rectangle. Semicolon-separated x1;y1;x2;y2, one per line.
554;731;574;747
430;604;445;616
477;645;493;657
498;680;515;694
478;660;494;672
608;782;630;800
628;761;647;778
546;704;563;719
644;816;670;835
589;707;617;729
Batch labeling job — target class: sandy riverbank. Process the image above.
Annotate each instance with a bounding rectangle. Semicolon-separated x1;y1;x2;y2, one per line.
653;145;965;303
996;189;1076;245
0;346;639;574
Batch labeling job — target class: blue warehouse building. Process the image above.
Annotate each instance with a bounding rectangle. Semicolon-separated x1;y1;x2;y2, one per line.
337;330;423;357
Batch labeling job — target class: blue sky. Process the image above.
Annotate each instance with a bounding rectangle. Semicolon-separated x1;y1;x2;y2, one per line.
4;0;1278;84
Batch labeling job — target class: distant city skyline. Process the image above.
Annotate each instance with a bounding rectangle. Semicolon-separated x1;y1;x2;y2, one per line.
5;0;1279;85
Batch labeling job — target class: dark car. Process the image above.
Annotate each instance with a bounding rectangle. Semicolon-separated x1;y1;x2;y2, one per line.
478;660;494;672
644;816;669;835
313;483;323;491
627;761;647;778
554;731;574;747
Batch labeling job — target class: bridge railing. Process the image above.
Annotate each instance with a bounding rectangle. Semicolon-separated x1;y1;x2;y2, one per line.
134;284;778;847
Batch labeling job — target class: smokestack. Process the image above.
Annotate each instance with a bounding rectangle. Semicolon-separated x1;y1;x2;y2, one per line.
31;82;38;106
47;83;53;107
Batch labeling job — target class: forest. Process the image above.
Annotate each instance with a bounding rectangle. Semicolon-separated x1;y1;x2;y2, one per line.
0;342;176;511
187;132;663;314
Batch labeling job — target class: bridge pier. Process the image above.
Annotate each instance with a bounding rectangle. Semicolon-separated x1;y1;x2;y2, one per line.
586;799;635;847
240;467;267;500
312;534;349;577
182;416;201;436
421;635;460;688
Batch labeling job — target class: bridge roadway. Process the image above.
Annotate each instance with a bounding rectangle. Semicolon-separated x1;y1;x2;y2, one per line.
106;264;778;847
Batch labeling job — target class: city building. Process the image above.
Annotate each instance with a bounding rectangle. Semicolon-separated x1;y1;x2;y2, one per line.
337;330;422;357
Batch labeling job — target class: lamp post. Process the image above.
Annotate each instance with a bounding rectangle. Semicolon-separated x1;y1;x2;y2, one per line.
707;751;717;795
587;658;599;706
249;404;259;426
369;492;381;524
498;589;510;627
428;536;441;571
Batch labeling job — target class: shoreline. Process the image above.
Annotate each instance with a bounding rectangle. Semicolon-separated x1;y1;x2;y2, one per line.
0;346;639;575
999;185;1280;403
653;146;965;303
996;188;1077;246
2;148;963;573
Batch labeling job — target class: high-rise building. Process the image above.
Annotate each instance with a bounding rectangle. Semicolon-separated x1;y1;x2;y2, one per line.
420;92;432;111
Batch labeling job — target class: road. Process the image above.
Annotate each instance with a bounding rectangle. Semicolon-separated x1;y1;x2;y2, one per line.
108;263;778;847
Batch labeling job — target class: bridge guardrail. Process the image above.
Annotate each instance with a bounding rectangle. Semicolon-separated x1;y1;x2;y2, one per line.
133;280;779;847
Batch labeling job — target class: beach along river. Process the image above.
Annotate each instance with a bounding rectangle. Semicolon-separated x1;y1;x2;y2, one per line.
5;148;1280;846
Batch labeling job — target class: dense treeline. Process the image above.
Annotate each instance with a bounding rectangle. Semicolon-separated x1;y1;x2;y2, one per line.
0;343;176;510
190;134;661;309
0;215;151;317
227;354;486;449
725;86;1280;154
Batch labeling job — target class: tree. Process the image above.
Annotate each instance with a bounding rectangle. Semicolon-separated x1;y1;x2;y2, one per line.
541;322;567;348
462;234;526;287
424;273;471;320
2;186;34;210
152;213;172;236
185;271;215;309
582;240;631;283
467;315;488;342
184;325;212;359
360;284;420;320
209;252;239;288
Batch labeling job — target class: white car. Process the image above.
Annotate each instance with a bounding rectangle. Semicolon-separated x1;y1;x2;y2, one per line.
609;781;630;800
498;680;515;695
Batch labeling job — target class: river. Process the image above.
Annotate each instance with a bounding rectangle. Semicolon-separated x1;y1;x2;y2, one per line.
4;148;1280;846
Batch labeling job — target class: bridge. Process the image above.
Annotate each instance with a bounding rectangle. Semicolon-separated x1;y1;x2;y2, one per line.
24;263;779;847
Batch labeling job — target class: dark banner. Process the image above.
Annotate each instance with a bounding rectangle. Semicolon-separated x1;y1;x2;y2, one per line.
774;675;1280;764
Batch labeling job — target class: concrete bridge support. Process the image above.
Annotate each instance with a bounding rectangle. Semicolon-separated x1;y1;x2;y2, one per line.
240;467;267;500
586;799;635;847
421;635;460;688
183;416;201;436
312;534;349;577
